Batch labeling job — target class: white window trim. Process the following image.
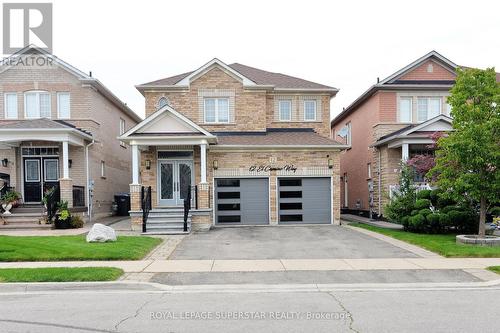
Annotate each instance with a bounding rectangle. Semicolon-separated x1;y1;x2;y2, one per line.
4;92;18;119
278;100;292;121
24;91;51;119
119;118;126;147
398;97;413;123
417;97;442;122
303;100;317;121
56;92;71;119
203;97;229;124
367;163;372;179
346;122;352;146
100;161;106;178
43;159;59;182
24;159;40;182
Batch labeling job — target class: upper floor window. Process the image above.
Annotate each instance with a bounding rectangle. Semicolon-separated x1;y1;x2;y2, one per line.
4;93;18;119
399;97;412;122
279;100;292;121
346;121;352;146
417;97;441;122
24;91;51;119
157;97;169;109
119;118;126;147
204;98;229;123
303;100;317;121
57;92;70;119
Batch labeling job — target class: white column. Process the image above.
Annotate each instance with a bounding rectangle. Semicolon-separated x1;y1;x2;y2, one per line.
62;141;69;179
200;143;207;183
131;144;140;185
402;143;409;162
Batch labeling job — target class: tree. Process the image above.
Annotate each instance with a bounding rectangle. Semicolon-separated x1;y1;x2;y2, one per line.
429;68;500;237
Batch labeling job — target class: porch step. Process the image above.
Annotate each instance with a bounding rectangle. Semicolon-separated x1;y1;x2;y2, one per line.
11;206;45;214
0;222;52;230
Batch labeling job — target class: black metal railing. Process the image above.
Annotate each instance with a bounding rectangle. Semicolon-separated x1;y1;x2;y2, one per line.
192;185;198;210
141;186;152;233
46;185;59;222
184;187;192;232
72;186;85;207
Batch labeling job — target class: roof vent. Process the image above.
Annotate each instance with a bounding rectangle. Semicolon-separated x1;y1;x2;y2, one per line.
377;77;380;83
89;71;92;77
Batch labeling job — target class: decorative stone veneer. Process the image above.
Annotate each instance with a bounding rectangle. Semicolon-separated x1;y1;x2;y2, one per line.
59;178;73;208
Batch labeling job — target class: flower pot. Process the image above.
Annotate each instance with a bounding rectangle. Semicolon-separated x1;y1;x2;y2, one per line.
2;203;13;215
54;215;71;229
11;199;20;208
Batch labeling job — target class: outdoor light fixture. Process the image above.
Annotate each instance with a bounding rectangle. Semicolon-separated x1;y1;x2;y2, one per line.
1;158;8;167
68;159;72;168
213;160;218;170
145;160;151;170
328;158;333;169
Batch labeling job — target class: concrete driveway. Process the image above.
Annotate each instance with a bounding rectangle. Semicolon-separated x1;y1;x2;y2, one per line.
169;225;418;260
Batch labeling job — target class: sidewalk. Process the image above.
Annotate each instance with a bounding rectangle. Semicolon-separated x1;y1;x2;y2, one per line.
341;214;403;230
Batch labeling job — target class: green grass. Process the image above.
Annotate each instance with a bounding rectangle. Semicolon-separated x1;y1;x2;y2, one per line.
0;267;124;282
487;266;500;275
350;222;500;258
0;235;162;262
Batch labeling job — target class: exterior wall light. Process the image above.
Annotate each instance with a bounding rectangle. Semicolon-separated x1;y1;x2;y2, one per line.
68;159;72;168
213;160;218;170
1;158;8;167
145;160;151;170
328;158;333;169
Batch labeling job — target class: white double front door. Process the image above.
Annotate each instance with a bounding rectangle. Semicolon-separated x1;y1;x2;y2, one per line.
158;160;193;206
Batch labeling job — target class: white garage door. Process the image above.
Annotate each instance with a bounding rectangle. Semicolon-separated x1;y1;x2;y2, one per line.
278;177;331;224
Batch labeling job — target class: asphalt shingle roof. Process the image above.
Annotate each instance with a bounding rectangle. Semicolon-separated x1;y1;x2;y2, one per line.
214;129;344;146
0;118;92;136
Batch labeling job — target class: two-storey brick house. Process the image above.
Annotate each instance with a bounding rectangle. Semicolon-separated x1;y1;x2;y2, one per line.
120;59;347;233
330;51;500;218
0;46;141;221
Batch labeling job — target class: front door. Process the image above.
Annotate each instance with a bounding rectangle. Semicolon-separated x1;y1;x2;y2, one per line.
158;160;193;206
23;157;59;203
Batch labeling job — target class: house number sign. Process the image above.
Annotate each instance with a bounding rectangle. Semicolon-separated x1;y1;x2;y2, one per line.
249;164;297;173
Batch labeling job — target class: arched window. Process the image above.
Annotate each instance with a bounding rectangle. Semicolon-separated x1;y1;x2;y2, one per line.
157;97;169;109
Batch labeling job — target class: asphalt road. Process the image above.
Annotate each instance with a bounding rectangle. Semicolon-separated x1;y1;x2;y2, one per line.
0;283;499;332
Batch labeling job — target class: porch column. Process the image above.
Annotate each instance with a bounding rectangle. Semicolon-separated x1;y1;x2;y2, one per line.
200;142;207;183
402;143;409;162
131;144;140;185
62;140;70;179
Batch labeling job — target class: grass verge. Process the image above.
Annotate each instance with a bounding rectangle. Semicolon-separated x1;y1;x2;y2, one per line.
0;267;124;282
349;222;500;258
487;266;500;275
0;235;162;262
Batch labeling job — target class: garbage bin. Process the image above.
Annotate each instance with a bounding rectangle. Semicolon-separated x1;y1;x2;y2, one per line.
114;193;131;216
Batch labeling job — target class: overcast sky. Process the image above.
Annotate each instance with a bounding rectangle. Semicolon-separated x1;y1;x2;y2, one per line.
26;0;500;118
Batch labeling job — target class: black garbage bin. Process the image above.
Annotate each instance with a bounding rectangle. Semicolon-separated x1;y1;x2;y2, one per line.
114;193;131;216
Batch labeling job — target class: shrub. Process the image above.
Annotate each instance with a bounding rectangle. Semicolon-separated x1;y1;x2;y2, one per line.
440;205;459;214
437;197;455;209
414;199;431;210
384;197;414;224
426;213;442;233
401;216;410;231
411;209;420;216
409;214;426;233
70;215;84;229
416;190;432;200
429;189;442;206
439;213;452;229
419;208;432;217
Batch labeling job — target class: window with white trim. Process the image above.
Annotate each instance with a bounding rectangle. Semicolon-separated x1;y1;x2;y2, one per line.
346;122;352;146
367;163;372;179
24;91;51;119
303;100;317;121
417;97;441;122
204;98;229;123
57;92;70;119
279;100;292;121
399;97;412;122
119;118;126;147
4;93;18;119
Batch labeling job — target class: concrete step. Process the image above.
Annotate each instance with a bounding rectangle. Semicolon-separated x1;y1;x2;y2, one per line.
146;222;192;229
1;218;42;224
0;223;52;230
11;206;45;213
142;229;191;235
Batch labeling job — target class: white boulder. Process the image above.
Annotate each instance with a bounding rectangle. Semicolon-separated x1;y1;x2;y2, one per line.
86;223;117;243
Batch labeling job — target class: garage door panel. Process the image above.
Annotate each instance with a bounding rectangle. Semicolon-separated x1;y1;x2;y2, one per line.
215;178;269;225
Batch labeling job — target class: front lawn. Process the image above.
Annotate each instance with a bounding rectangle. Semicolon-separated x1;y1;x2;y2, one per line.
0;267;123;282
350;223;500;258
0;235;162;262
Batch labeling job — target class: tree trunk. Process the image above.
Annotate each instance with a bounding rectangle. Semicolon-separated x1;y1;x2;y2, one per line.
478;196;486;237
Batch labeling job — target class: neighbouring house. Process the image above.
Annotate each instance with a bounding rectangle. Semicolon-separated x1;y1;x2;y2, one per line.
0;45;141;223
120;58;347;233
330;51;500;218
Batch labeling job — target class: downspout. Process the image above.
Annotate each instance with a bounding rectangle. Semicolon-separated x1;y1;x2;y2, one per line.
85;139;95;221
377;148;381;218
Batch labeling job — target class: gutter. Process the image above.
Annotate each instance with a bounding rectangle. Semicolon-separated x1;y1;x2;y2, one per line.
85;138;95;222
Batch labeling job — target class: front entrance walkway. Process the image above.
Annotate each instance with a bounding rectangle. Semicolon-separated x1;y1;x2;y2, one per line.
169;225;417;260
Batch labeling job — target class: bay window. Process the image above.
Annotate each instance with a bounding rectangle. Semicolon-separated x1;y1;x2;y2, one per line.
24;91;51;119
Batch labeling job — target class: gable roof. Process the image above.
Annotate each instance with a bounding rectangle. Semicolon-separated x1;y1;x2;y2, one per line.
373;115;452;147
136;58;338;93
0;45;142;122
331;51;500;127
119;103;216;141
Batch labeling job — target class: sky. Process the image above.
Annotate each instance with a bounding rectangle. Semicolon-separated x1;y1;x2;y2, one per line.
5;0;500;119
